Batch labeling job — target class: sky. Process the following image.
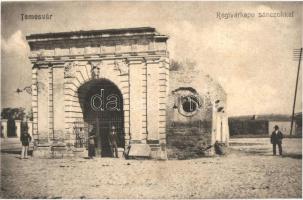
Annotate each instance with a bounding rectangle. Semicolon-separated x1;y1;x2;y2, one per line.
1;1;302;116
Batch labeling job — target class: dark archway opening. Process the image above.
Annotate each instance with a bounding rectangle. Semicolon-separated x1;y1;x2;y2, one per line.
78;79;124;157
7;118;17;137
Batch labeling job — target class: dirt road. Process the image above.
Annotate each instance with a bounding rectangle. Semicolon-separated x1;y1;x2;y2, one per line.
1;138;301;198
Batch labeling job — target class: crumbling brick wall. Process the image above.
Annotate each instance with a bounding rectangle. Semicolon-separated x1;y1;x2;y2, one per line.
166;89;213;159
166;120;212;159
166;61;227;159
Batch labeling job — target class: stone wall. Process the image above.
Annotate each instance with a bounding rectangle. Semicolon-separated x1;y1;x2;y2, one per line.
167;118;213;159
26;28;229;159
166;91;213;159
166;62;228;159
26;27;169;159
1;120;33;138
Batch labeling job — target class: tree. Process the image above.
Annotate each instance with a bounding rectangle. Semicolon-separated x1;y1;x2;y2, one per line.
170;59;197;71
1;107;27;120
170;59;183;71
27;108;33;121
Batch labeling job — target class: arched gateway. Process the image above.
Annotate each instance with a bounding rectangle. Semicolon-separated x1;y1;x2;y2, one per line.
78;79;125;157
26;27;169;159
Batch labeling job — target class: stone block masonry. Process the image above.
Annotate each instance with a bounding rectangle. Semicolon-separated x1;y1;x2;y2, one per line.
26;27;229;159
26;27;169;159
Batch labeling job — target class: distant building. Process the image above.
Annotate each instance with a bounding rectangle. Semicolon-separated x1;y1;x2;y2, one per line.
229;114;299;136
268;121;294;136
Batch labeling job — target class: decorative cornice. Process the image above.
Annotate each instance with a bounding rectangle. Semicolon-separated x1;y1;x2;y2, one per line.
27;27;160;41
29;50;168;64
127;57;146;65
144;56;161;64
52;64;65;68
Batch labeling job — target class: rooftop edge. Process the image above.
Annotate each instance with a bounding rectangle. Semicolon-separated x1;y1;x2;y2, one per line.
26;27;163;41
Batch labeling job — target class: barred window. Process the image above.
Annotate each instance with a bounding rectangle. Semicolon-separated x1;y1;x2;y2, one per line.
182;95;199;113
173;87;202;117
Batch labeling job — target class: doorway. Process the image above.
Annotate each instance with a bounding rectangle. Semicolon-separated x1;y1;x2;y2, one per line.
78;79;124;157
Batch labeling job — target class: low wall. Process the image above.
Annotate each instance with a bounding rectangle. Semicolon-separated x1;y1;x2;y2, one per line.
0;119;33;139
166;120;212;159
229;120;268;136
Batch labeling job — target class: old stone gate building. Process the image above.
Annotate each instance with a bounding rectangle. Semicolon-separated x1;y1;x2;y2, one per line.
26;27;229;159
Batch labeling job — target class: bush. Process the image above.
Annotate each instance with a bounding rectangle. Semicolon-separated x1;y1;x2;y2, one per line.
1;107;27;120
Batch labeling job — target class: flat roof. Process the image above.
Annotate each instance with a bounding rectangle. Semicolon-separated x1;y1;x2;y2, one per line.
229;114;292;121
26;27;159;41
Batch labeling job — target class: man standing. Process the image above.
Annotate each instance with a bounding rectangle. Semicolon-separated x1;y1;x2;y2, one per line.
270;125;283;156
88;125;96;159
109;125;119;158
20;122;32;159
21;116;29;135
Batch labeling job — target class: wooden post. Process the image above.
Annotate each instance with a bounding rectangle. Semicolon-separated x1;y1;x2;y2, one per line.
290;48;302;136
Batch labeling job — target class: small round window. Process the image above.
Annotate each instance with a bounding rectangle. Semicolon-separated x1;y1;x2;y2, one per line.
178;95;201;117
182;96;198;113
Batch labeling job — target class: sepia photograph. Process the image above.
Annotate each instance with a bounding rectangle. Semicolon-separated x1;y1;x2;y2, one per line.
0;1;302;199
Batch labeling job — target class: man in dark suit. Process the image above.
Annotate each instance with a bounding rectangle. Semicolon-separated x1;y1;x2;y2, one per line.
88;125;96;159
270;125;283;156
109;125;118;158
20;127;32;159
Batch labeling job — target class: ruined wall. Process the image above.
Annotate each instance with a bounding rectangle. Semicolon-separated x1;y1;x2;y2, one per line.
166;62;228;159
166;96;213;159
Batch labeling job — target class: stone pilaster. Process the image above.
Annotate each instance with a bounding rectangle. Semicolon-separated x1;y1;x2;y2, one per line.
64;62;76;145
128;58;146;143
146;57;169;159
117;61;131;147
48;66;54;141
146;58;160;141
37;66;50;144
52;65;65;140
158;58;169;146
141;60;148;143
32;67;38;140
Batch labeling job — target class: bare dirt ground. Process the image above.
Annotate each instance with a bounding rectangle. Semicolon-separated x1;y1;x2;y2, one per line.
0;138;301;199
